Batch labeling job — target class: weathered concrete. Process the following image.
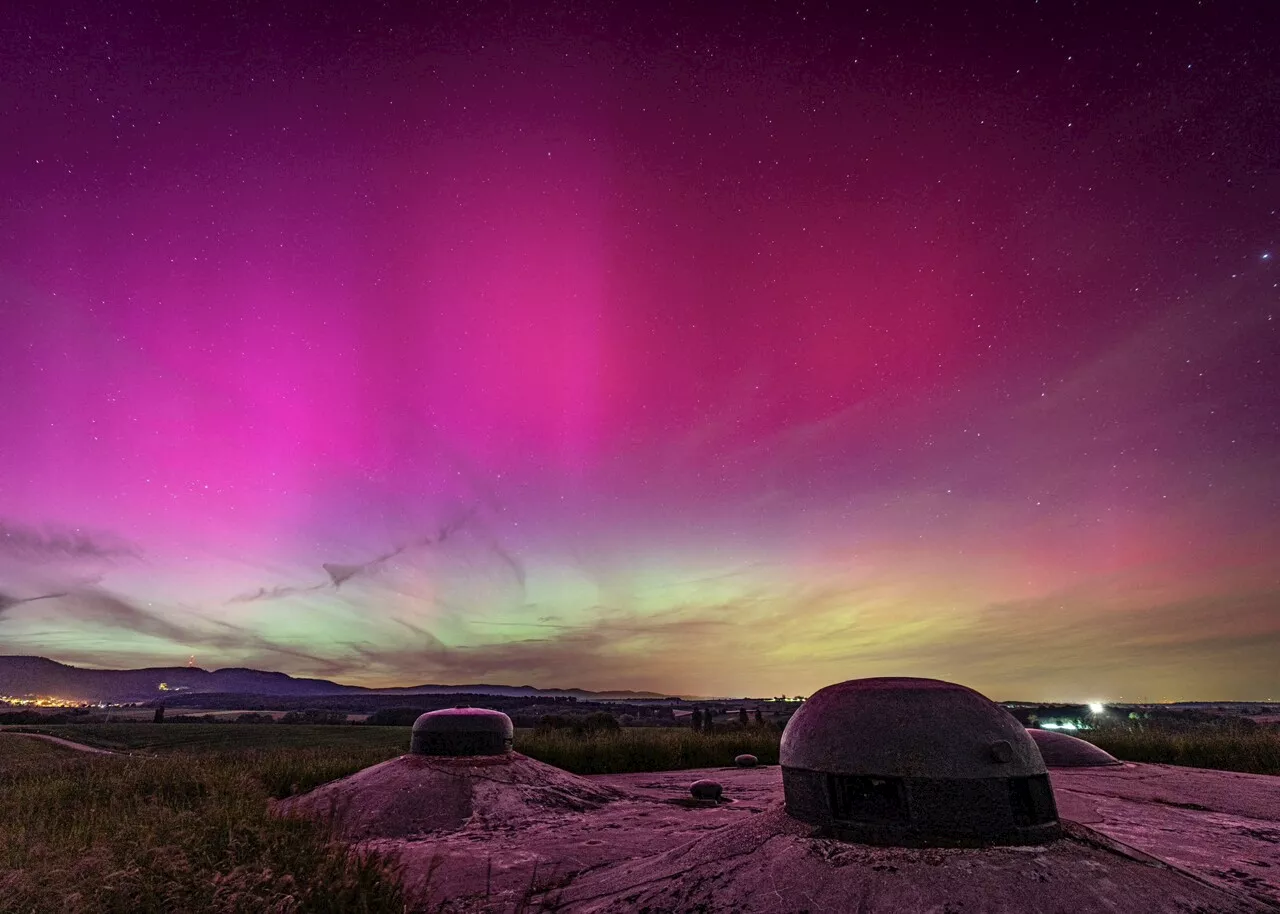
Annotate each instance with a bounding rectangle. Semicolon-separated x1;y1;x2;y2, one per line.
604;763;1280;908
328;767;763;908
1029;728;1122;767
410;707;513;757
780;677;1060;846
558;806;1267;913
781;678;1045;779
274;752;624;841
1053;763;1280;907
280;758;1280;912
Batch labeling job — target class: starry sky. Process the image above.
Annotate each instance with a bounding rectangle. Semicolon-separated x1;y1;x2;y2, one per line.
1;2;1277;700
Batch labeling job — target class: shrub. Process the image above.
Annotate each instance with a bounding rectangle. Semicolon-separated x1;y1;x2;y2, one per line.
574;712;621;734
0;710;76;725
234;712;274;724
364;707;427;727
279;709;348;725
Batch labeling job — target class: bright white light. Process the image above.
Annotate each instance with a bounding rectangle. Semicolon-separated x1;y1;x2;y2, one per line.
1088;702;1105;714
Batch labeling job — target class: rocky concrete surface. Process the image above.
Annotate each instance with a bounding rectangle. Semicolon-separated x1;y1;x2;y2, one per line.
1053;763;1280;908
280;757;1280;912
559;806;1269;913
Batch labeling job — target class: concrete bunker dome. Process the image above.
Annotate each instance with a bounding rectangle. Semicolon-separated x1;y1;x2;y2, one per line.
411;707;514;757
1028;727;1122;768
780;677;1060;846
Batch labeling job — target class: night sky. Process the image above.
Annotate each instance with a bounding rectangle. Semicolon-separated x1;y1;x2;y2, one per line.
2;2;1277;700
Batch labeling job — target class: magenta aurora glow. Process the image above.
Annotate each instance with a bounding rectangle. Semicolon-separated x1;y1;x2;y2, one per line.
1;2;1277;700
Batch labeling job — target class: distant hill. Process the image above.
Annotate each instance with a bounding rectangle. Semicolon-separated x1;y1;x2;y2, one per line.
0;656;667;703
0;656;358;702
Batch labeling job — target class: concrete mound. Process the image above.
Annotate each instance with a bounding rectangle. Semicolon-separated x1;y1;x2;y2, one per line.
556;805;1272;913
275;751;625;840
1028;727;1123;767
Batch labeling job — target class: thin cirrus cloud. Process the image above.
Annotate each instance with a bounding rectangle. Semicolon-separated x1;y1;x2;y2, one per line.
0;519;138;565
3;586;339;671
2;508;1277;700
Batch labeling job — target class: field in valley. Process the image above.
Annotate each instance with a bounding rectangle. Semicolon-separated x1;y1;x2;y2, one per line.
2;722;781;771
3;722;407;755
7;718;1278;776
2;719;1277;912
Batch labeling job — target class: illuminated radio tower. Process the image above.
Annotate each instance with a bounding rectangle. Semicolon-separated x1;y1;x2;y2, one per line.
187;655;196;668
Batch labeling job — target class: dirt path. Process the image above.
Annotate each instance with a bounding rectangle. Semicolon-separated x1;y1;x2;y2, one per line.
0;729;118;755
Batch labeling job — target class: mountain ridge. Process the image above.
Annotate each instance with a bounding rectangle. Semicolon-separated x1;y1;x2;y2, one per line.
0;655;670;703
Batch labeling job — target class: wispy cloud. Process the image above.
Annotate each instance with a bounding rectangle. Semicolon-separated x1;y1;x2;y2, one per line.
260;566;1280;700
227;583;328;604
0;590;66;616
1;586;338;670
227;506;512;603
0;518;138;564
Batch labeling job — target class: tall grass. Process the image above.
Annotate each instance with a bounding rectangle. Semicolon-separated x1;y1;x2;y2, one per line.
514;726;780;774
16;718;1280;779
5;723;409;755
518;721;1280;779
0;727;774;913
1081;722;1280;776
6;722;782;775
0;737;406;913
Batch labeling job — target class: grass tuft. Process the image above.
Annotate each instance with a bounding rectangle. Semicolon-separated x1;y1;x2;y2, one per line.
0;737;406;913
1080;721;1280;776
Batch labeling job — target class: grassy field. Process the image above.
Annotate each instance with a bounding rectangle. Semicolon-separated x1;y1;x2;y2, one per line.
0;735;406;913
0;724;776;913
2;723;780;773
9;719;1280;776
4;722;408;755
2;719;1277;911
515;726;780;773
1082;723;1280;776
